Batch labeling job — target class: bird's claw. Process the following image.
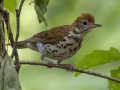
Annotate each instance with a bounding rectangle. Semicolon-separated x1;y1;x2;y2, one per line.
66;64;74;72
57;63;74;72
47;61;53;68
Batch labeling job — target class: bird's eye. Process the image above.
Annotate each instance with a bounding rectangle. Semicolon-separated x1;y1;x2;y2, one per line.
82;20;88;25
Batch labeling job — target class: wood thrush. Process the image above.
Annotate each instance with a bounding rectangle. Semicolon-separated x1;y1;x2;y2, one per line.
9;13;101;68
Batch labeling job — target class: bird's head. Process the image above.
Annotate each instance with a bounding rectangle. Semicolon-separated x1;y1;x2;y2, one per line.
72;13;102;35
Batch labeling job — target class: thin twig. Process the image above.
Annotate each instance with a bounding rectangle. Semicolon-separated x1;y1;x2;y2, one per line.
11;0;25;73
18;60;120;83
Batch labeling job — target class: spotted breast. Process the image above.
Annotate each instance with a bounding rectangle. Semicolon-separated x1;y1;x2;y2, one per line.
36;29;83;61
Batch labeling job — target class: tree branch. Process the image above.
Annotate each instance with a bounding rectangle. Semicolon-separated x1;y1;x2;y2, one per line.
11;0;25;74
18;60;120;83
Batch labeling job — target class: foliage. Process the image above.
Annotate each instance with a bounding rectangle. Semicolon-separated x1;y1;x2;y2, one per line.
75;47;120;76
108;67;120;90
34;0;49;25
4;0;17;13
0;55;22;90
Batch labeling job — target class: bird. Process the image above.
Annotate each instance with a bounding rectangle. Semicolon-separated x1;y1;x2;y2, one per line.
9;13;101;68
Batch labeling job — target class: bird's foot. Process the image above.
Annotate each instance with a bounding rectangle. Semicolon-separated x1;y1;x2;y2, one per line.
57;61;74;72
40;55;53;68
46;61;53;68
65;64;74;72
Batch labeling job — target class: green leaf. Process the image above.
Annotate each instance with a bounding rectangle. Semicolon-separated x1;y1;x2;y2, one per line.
0;55;22;90
108;67;120;90
34;0;50;25
4;0;17;13
75;47;120;76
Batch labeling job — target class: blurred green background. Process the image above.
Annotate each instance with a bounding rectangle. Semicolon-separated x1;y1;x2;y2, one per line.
8;0;120;90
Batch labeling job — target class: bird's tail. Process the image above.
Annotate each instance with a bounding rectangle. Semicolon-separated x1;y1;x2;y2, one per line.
6;41;27;49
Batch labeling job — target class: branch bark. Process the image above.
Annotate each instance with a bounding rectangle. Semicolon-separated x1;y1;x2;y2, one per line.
18;60;120;83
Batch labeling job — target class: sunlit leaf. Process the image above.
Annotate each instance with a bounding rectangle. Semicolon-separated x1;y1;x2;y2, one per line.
75;47;120;76
34;0;50;25
0;55;22;90
4;0;17;13
108;67;120;90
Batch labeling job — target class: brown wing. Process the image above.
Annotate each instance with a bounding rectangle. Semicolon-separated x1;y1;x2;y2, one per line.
26;25;71;44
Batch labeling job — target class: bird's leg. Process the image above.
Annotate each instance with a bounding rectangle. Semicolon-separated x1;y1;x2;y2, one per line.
41;55;53;68
36;43;53;68
57;60;74;72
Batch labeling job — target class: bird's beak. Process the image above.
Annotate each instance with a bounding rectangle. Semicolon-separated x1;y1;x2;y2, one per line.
89;24;102;28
